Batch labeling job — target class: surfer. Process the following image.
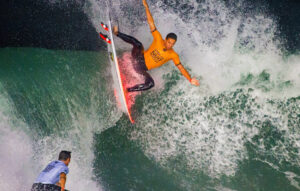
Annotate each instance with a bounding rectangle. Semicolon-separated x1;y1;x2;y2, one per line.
113;0;200;92
31;151;71;191
113;0;199;92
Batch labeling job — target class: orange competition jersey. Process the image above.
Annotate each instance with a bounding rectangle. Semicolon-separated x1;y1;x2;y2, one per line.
144;30;180;70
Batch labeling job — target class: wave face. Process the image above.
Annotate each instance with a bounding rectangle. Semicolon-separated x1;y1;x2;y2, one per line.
0;47;120;190
1;0;300;190
0;0;104;50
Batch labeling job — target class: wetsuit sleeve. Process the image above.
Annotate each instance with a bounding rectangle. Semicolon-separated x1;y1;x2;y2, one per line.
151;30;163;42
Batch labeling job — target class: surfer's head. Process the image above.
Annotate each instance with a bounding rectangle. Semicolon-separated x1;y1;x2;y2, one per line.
58;150;71;166
164;33;177;50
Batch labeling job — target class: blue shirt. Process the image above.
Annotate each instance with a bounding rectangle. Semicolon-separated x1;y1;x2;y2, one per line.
35;160;69;184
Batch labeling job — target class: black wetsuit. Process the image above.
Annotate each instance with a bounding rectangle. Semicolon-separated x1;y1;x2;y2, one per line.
117;32;155;92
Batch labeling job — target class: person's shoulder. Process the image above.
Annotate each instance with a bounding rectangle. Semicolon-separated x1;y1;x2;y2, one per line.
152;29;163;40
170;49;179;57
57;161;69;173
55;160;67;167
49;160;59;165
151;28;160;34
63;165;69;174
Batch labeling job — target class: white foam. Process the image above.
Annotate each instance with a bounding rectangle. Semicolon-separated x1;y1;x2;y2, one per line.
285;171;300;190
0;125;35;191
0;86;36;191
131;86;259;177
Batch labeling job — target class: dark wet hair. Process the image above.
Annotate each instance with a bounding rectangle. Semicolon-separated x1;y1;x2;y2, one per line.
58;150;71;161
166;33;177;41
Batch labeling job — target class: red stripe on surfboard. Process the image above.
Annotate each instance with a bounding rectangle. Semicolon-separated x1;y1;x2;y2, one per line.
99;33;111;44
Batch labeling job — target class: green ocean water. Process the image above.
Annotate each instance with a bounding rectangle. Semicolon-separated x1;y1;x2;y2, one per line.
0;47;299;191
0;47;114;134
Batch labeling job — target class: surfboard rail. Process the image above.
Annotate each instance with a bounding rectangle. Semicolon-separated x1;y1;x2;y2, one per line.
106;11;135;123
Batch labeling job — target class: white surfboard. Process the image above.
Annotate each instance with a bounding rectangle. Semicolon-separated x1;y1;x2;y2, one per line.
104;13;135;123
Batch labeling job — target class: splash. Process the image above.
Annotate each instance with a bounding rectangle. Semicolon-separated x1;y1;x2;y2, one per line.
0;119;35;191
84;0;300;188
86;0;300;181
0;84;35;191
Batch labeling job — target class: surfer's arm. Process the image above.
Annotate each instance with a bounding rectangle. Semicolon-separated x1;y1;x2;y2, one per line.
176;64;200;86
176;63;191;82
143;0;156;32
173;54;199;86
59;173;67;191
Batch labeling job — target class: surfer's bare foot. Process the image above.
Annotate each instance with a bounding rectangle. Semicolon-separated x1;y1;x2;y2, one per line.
113;25;119;35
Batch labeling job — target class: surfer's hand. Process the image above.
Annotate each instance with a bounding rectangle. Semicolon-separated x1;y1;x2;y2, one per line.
142;0;149;8
190;78;200;86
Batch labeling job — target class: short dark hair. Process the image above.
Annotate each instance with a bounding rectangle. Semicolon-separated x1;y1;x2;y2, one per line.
166;33;177;41
58;150;71;161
